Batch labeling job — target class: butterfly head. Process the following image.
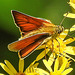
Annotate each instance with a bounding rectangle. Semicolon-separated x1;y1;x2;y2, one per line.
56;25;64;34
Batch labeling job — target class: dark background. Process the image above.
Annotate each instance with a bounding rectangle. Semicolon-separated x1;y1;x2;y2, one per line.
0;0;75;74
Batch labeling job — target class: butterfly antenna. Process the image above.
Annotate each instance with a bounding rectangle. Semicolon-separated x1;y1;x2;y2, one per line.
59;12;69;26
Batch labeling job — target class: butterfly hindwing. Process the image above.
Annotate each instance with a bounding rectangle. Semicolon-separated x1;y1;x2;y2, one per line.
8;33;49;58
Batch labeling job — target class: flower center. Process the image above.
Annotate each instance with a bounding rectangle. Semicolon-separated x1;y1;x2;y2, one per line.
16;72;25;75
50;72;62;75
47;39;66;55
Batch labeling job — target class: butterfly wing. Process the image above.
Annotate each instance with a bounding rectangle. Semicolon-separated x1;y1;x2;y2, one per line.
8;33;49;58
10;10;55;58
12;10;51;36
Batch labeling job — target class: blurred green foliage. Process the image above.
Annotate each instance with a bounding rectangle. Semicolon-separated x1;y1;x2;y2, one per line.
0;0;75;74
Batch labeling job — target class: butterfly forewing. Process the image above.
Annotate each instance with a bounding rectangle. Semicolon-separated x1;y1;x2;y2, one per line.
12;10;50;35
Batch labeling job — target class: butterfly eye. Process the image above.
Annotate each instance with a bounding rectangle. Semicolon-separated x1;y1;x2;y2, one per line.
58;30;62;34
57;26;64;34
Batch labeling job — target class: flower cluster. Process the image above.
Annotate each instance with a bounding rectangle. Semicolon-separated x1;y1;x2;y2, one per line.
0;59;39;75
0;0;75;75
36;56;73;75
64;0;75;19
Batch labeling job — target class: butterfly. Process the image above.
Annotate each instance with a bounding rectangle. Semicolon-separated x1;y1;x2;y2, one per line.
8;10;64;59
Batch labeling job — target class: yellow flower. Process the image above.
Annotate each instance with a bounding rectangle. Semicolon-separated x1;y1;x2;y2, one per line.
35;27;75;61
0;59;39;75
70;0;75;13
70;25;75;32
70;0;75;3
36;56;73;75
64;0;75;18
64;13;75;18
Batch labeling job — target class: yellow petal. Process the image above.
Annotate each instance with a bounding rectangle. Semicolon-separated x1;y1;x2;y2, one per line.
65;54;75;61
54;57;59;72
69;2;75;9
70;0;75;3
0;63;14;75
64;13;75;18
26;73;39;75
35;68;49;75
19;59;24;72
36;44;45;50
43;59;52;72
59;57;67;73
25;62;39;73
36;49;49;61
70;25;75;31
64;38;75;45
33;63;39;68
59;29;69;40
24;60;36;73
62;68;73;75
4;60;17;74
48;53;54;66
65;46;75;55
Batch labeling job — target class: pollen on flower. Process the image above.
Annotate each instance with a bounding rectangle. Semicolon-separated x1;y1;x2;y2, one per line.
16;72;25;75
50;72;61;75
47;38;66;55
36;56;73;75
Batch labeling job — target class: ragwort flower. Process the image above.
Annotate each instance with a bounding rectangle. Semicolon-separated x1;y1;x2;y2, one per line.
36;56;73;75
0;59;39;75
64;0;75;18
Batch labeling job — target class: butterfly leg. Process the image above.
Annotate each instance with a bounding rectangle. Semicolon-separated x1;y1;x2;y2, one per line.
45;43;47;60
65;35;74;40
55;38;60;56
52;39;56;58
52;39;54;52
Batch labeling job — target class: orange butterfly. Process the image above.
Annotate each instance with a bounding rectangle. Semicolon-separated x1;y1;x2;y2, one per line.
8;10;64;59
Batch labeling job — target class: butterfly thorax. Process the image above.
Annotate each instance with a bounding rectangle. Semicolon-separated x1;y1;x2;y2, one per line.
20;25;64;40
50;25;64;39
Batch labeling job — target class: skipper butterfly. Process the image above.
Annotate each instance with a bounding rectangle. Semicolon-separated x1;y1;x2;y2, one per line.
8;10;64;59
